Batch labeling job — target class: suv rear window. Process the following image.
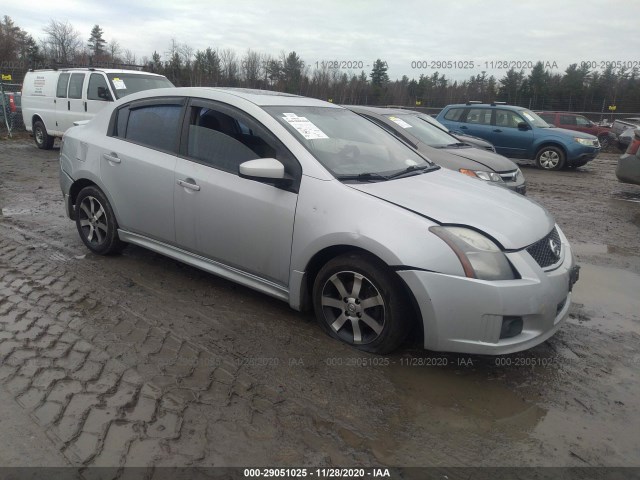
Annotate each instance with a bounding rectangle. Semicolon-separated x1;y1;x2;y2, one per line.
443;108;463;122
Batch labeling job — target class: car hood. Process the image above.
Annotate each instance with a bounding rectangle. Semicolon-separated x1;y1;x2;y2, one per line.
543;127;597;140
432;144;517;172
348;168;553;250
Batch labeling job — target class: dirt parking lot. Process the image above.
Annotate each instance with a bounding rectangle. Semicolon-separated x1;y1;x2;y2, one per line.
0;136;639;475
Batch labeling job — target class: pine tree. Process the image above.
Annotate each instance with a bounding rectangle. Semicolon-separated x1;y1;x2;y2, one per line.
88;24;106;58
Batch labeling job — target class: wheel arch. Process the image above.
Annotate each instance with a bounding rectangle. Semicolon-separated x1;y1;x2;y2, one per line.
534;141;567;159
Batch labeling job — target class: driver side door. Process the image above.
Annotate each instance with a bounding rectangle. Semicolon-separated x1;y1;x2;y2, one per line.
174;99;301;286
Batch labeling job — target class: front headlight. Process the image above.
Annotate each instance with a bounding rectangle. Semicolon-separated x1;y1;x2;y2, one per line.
430;226;517;280
575;137;595;146
459;169;504;182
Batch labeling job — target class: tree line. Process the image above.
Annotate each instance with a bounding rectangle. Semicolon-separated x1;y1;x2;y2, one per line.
2;16;640;114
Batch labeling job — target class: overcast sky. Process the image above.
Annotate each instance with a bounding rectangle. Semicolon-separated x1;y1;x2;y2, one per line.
5;0;639;81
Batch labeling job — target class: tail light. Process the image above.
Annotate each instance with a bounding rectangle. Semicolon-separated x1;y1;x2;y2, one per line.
626;130;640;156
8;94;16;113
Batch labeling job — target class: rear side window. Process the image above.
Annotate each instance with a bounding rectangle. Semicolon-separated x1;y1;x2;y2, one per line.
68;73;85;99
56;73;70;98
466;108;492;125
443;108;463;122
560;115;576;126
87;73;110;101
125;104;182;153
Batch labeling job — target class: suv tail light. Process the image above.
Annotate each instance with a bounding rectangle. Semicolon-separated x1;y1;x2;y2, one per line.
626;130;640;156
7;94;16;113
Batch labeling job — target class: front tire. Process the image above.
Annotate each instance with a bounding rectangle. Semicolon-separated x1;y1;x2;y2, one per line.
535;146;565;170
33;120;54;150
75;186;125;255
312;253;412;354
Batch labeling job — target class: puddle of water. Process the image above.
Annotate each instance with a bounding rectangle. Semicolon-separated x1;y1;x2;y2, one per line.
370;363;546;464
570;263;640;333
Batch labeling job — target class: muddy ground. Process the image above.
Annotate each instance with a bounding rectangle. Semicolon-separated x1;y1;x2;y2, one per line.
0;135;639;473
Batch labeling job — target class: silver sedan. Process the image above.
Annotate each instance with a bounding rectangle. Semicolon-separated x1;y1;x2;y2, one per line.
59;87;579;354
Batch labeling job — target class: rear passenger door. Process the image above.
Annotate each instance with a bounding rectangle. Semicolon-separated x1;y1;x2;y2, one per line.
99;97;185;243
458;107;494;141
173;99;300;285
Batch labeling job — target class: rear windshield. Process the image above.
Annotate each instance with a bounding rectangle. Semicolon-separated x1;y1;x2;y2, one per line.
107;73;174;99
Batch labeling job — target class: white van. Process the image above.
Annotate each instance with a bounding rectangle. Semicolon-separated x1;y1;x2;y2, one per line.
22;68;174;149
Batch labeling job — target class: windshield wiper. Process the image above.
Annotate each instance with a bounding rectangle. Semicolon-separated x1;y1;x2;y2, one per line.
335;172;390;182
387;164;436;179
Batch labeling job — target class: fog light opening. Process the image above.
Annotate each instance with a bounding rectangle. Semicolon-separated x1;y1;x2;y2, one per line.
500;316;523;339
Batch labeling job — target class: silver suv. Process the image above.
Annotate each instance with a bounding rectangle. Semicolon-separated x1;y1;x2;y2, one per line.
59;88;579;354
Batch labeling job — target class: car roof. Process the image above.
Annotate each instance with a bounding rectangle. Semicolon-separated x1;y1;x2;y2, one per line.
445;103;527;111
125;87;341;108
29;68;166;77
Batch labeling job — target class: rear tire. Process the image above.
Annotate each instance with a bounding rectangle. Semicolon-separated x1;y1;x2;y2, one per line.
535;146;565;170
75;186;126;255
312;252;412;354
33;120;54;150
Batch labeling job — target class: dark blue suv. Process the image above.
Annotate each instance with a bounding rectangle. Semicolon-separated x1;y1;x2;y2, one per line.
436;103;601;170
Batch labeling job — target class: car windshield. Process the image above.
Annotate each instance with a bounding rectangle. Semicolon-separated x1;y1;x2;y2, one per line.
264;106;434;180
385;113;461;147
520;109;552;128
106;73;174;99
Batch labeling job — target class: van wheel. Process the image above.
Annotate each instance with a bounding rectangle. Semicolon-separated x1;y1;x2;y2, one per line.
535;146;565;170
34;120;54;150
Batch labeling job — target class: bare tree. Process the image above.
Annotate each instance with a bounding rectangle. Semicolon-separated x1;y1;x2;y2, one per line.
241;49;263;88
107;39;122;63
42;19;81;64
219;48;238;86
123;49;136;65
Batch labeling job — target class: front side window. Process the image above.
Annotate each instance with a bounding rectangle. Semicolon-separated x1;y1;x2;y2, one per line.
264;106;433;179
68;73;85;99
496;110;526;128
124;104;182;153
56;73;70;98
575;116;592;127
185;103;300;180
87;73;110;101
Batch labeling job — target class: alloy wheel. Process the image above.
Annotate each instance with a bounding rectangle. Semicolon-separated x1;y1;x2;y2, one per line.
78;196;108;246
320;271;386;345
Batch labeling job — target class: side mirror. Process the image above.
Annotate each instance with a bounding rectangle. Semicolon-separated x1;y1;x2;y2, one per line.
517;122;530;130
239;158;292;186
97;86;113;101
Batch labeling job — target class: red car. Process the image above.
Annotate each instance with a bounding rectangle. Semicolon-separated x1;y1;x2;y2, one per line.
537;111;613;148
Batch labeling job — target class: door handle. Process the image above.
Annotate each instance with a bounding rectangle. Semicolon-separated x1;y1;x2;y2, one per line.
493;129;503;132
103;152;121;164
84;101;87;112
460;126;468;129
177;179;201;191
68;100;70;110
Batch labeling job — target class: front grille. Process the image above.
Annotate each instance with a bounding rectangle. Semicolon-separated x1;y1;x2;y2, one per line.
526;227;562;268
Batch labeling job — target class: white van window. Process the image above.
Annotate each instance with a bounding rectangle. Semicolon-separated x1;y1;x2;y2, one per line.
68;73;85;99
56;73;70;98
88;73;110;101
